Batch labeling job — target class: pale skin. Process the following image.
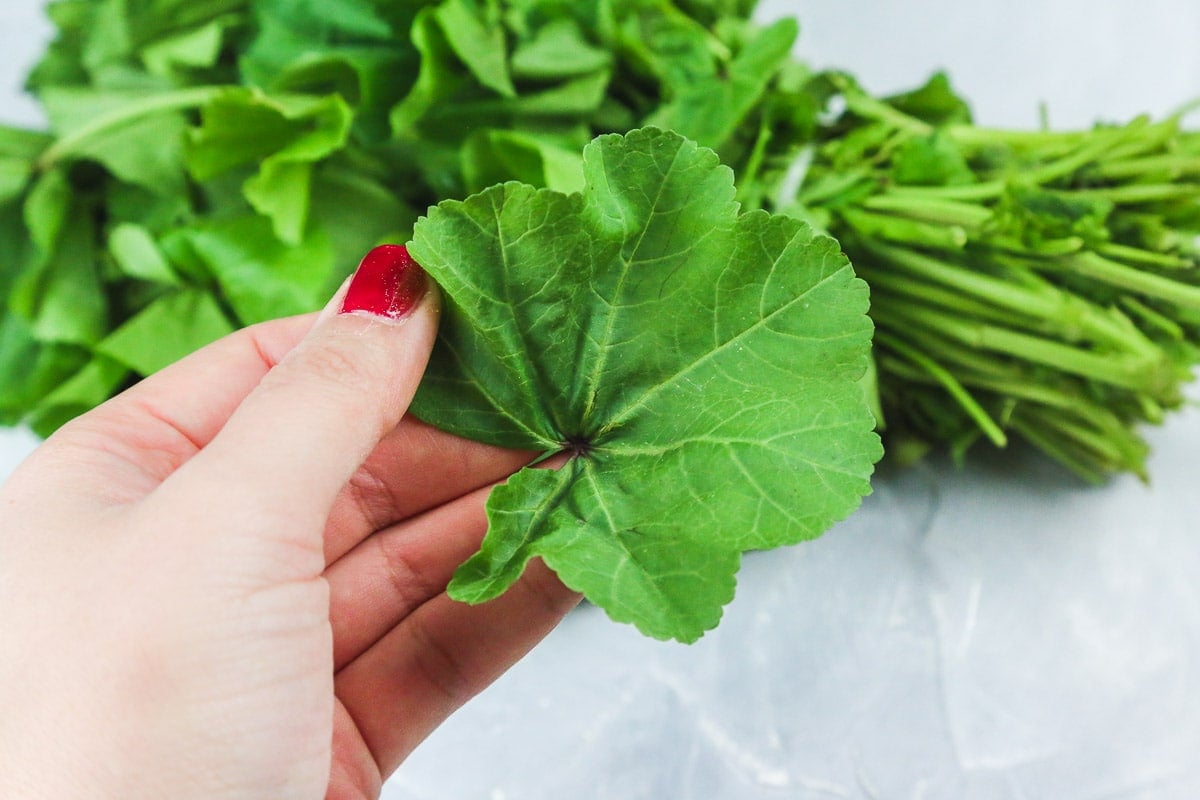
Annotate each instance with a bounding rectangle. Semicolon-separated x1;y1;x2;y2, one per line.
0;279;581;798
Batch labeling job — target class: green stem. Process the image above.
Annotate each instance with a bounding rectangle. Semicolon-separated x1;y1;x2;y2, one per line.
881;182;1006;203
841;208;967;251
1094;241;1196;270
860;193;992;228
892;339;1159;428
875;331;1007;447
881;357;1071;412
1023;125;1136;185
874;289;1168;427
1100;118;1180;163
1006;417;1114;484
861;270;1020;327
791;166;873;208
1012;403;1150;478
859;239;1156;357
37;86;224;171
877;343;1150;480
880;353;1144;451
831;75;932;136
876;312;1033;383
1057;251;1200;311
944;124;1089;150
1094;154;1200;180
990;235;1086;258
655;0;733;61
1118;296;1185;341
1068;184;1200;204
735;117;772;209
872;301;1170;395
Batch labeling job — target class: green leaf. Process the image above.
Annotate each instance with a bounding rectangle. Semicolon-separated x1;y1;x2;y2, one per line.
187;88;354;243
409;129;880;642
510;18;611;80
179;215;335;324
75;0;134;80
186;89;301;178
390;6;470;136
243;160;316;245
992;186;1114;249
0;313;88;427
14;173;108;345
0;160;32;206
434;0;516;98
105;181;194;236
884;71;973;126
240;0;406;99
891;133;974;187
22;168;73;258
0;127;51;204
241;0;415;141
0;161;30;205
39;88;191;193
645;17;798;152
618;6;719;93
462;129;586;193
27;354;130;436
0;199;35;301
308;167;420;277
504;70;609;116
107;223;181;285
249;0;394;43
25;0;95;90
97;288;234;375
674;0;759;27
140;19;225;77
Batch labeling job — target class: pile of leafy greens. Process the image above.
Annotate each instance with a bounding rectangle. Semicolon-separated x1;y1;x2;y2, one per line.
1;0;1198;638
789;75;1200;481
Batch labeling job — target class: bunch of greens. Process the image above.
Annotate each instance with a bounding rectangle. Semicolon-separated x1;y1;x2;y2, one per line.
2;0;1199;635
766;75;1200;481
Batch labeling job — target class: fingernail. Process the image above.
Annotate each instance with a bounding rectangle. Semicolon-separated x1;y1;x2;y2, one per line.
340;244;428;320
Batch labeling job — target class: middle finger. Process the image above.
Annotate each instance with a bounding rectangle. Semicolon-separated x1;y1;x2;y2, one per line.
325;480;497;670
321;417;535;566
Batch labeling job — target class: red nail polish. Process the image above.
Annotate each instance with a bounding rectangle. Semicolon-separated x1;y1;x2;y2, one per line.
340;244;428;319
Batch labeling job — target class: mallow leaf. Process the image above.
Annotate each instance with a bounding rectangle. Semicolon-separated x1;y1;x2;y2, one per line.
409;128;881;643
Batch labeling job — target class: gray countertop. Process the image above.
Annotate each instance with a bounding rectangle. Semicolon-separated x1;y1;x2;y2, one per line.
2;2;1198;798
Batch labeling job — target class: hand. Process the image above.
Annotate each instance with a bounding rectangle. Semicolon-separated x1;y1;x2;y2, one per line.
0;246;581;799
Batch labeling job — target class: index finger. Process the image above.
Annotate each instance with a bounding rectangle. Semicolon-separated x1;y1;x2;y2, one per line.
15;313;316;510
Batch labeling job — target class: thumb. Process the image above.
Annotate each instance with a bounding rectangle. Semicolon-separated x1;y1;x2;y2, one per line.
155;244;439;558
